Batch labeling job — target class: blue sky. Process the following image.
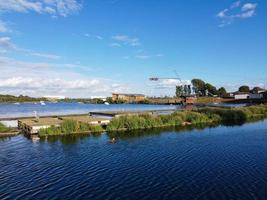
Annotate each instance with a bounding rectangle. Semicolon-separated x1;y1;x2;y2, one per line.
0;0;266;97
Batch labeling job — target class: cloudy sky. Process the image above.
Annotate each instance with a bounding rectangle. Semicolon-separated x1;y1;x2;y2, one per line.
0;0;266;98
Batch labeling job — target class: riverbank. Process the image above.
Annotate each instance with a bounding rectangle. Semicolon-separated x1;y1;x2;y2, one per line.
36;104;267;137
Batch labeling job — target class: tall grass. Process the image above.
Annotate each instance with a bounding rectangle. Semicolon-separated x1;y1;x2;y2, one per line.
199;104;267;123
39;119;104;136
106;111;219;132
107;104;267;132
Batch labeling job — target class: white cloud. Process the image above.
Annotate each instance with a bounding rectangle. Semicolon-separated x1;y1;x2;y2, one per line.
110;43;121;47
0;20;9;33
84;34;103;40
217;1;258;27
0;56;126;97
242;3;257;11
0;76;126;97
0;39;61;59
152;79;191;89
136;54;163;60
0;0;81;17
112;35;141;47
0;37;16;50
29;52;61;59
231;1;241;9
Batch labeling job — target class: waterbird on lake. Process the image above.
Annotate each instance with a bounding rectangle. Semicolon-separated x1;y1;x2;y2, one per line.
109;138;116;144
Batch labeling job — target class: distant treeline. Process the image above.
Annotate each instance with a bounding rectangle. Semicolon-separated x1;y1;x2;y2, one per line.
0;95;47;103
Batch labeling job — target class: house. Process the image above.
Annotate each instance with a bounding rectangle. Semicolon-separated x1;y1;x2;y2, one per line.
234;93;249;100
234;92;264;100
112;93;145;103
249;93;264;99
251;87;266;94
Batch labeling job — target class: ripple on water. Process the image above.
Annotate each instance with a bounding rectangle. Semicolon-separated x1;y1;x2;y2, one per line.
1;121;267;199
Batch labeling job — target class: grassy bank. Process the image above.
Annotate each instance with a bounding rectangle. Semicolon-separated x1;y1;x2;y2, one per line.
39;119;104;136
0;123;12;133
106;104;267;132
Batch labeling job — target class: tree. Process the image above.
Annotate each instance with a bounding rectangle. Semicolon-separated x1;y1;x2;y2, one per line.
176;85;183;97
184;85;192;96
192;79;206;96
176;85;192;97
218;87;227;97
238;85;250;93
205;83;218;96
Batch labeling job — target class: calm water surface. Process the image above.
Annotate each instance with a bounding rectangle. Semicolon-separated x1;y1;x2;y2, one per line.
0;103;178;118
1;120;267;199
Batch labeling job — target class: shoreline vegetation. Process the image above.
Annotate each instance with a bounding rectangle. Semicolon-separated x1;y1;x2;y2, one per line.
0;94;47;103
0;123;12;133
36;104;267;137
39;120;104;136
1;93;266;105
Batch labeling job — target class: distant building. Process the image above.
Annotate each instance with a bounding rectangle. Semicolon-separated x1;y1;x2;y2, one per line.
234;92;264;100
251;87;266;94
112;93;145;103
44;95;65;100
249;93;264;99
90;96;107;101
234;93;249;100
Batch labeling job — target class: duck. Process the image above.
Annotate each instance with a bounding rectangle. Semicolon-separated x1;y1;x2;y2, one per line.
109;138;116;144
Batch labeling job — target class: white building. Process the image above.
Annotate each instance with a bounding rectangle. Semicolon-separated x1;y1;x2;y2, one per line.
234;93;249;100
44;95;66;100
234;93;263;100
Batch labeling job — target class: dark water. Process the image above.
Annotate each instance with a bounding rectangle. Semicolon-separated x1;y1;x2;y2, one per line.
1;121;267;199
0;103;178;118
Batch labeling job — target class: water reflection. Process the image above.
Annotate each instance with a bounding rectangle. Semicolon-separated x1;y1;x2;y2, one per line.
38;132;102;144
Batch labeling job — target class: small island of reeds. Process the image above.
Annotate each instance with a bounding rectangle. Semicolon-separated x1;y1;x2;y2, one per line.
36;104;267;136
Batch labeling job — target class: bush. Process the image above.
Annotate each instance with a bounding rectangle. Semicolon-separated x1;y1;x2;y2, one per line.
39;120;104;136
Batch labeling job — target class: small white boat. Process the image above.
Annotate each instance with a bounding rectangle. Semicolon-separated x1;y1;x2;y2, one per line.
40;101;46;106
104;102;110;105
13;102;20;105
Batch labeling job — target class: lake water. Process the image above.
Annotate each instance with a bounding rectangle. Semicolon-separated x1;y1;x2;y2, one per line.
0;103;178;118
1;120;267;199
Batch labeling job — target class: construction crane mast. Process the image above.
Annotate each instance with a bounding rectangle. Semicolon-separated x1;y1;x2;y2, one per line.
149;72;196;104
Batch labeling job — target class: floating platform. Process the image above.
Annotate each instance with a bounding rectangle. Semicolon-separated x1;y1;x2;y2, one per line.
18;115;110;135
18;117;63;135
